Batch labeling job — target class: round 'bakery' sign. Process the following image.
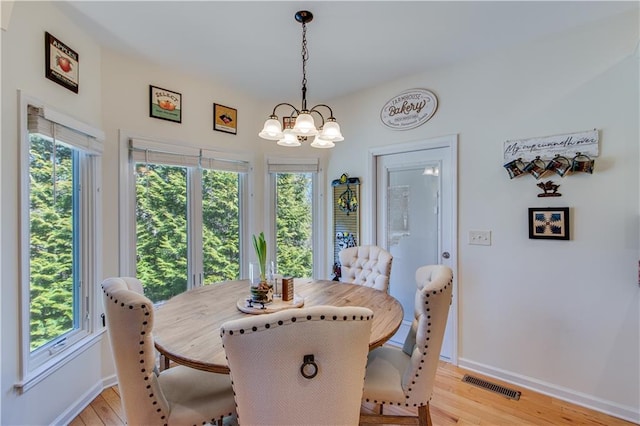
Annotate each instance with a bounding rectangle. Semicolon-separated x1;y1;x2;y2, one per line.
380;88;438;130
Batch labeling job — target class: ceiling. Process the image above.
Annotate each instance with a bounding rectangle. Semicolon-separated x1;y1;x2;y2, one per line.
56;1;637;104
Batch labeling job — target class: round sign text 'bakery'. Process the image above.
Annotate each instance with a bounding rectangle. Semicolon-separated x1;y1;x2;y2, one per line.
380;88;438;130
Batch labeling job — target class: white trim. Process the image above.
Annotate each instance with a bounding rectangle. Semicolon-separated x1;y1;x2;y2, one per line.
368;134;459;364
118;130;251;282
18;91;104;387
314;163;326;279
188;167;203;288
264;156;325;279
118;130;136;276
458;358;640;424
23;97;104;141
14;330;106;393
265;168;277;269
50;373;118;426
266;157;319;173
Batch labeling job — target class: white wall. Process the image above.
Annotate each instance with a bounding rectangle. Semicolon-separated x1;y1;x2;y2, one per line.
2;1;638;424
326;9;639;422
1;1;106;424
1;1;330;423
98;46;331;276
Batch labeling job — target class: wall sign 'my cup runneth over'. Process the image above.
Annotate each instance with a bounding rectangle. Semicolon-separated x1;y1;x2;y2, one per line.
380;88;438;130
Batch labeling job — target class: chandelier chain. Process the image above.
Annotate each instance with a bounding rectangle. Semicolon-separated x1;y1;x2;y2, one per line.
301;21;309;110
258;10;343;148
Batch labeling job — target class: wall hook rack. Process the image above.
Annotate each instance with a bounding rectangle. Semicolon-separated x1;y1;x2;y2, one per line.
504;152;594;180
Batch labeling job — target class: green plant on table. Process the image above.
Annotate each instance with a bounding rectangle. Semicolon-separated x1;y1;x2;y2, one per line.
252;232;268;286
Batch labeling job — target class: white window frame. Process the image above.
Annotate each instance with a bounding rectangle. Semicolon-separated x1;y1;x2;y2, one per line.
118;134;251;287
265;157;325;279
16;92;104;392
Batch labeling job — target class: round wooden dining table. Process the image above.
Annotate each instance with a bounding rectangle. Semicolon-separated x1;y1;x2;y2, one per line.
153;279;403;374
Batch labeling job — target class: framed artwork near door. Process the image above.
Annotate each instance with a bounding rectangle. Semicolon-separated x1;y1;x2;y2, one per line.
528;207;570;240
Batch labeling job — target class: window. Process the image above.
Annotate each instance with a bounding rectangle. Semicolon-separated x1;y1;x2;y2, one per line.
19;99;103;389
128;139;248;303
267;158;324;279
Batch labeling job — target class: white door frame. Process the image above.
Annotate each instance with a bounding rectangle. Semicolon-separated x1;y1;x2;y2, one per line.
367;134;458;364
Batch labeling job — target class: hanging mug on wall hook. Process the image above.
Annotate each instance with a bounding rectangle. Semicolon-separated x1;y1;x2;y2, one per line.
571;152;594;174
545;154;571;177
503;158;525;179
523;156;547;179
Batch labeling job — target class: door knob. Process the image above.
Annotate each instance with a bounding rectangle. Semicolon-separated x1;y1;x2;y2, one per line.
442;252;450;259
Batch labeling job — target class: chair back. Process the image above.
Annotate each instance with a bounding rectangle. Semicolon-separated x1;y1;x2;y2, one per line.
101;277;170;425
339;245;393;292
401;265;453;406
221;305;373;426
117;276;145;295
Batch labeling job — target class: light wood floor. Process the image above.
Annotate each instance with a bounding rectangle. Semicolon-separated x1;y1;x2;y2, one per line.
69;361;635;425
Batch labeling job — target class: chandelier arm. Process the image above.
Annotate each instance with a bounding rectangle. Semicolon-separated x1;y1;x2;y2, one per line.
309;104;335;118
306;108;326;127
270;102;301;117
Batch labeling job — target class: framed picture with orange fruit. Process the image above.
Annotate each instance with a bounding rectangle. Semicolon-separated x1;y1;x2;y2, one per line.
150;85;182;123
45;32;79;93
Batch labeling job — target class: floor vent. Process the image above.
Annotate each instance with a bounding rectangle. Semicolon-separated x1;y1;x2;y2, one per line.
461;374;521;400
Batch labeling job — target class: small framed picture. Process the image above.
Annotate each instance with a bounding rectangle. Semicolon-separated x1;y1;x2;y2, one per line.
213;104;237;134
45;32;79;93
150;85;182;123
528;207;570;240
283;116;295;130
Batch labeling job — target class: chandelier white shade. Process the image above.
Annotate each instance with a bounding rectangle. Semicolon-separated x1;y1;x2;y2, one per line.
258;11;343;148
277;130;301;147
310;136;335;149
258;118;283;140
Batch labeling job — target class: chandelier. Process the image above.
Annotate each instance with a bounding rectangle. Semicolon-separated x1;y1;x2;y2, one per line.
258;11;344;148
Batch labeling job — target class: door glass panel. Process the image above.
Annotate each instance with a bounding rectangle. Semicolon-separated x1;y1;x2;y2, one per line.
135;163;188;303
387;163;440;319
202;169;240;282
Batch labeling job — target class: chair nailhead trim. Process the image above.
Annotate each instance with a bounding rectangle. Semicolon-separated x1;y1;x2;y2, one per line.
400;271;453;408
103;285;170;422
222;313;373;336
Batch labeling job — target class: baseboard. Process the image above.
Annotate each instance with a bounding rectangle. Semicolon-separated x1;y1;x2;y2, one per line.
50;374;118;426
458;358;639;424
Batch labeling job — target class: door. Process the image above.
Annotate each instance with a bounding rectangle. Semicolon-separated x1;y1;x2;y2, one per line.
373;136;457;362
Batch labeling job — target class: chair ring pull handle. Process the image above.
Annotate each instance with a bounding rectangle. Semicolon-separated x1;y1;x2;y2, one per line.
300;354;318;379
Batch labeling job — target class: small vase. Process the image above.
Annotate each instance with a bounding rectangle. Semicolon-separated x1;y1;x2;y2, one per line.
250;280;274;303
249;262;273;303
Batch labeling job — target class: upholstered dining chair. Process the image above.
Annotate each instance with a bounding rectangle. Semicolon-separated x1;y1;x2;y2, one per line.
101;277;236;425
114;276;145;295
338;245;393;292
359;264;453;426
220;305;373;426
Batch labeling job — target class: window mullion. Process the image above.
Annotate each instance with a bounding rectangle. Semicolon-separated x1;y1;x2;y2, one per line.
188;167;204;288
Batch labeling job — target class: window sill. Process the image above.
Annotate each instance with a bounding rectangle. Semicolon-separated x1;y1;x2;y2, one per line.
14;329;106;394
